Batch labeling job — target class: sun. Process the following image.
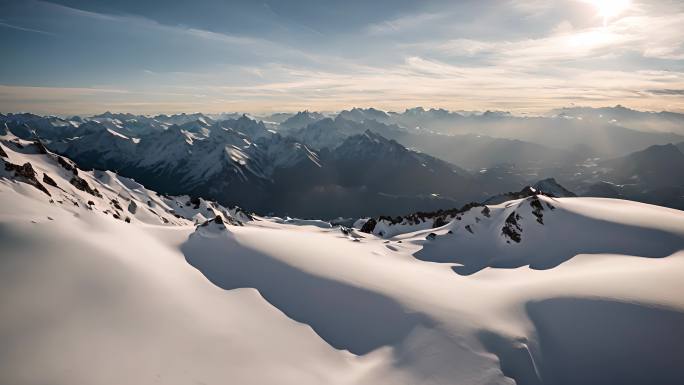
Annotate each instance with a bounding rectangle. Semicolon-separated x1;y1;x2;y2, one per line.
583;0;632;25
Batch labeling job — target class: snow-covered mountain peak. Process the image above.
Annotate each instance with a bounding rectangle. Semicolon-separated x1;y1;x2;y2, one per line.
0;135;250;227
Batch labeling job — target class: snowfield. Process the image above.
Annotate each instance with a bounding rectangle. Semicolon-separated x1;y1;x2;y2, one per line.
2;137;684;385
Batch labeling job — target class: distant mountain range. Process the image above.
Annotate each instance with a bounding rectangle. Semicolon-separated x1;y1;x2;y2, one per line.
2;105;683;217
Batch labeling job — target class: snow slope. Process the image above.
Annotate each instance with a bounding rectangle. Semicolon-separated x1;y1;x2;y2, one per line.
2;139;684;385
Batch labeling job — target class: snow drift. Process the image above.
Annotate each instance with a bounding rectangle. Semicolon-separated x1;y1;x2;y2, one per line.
2;132;684;385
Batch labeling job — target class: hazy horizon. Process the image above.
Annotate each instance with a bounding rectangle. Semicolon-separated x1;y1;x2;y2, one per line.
2;0;683;115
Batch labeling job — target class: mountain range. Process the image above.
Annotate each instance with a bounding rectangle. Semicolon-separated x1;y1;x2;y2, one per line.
2;105;683;217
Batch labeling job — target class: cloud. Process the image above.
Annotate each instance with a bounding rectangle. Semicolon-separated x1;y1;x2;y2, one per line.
648;89;684;96
0;0;683;114
0;21;56;36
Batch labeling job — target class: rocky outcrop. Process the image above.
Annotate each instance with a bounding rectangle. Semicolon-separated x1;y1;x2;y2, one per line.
501;212;522;243
360;218;378;233
4;161;51;196
69;175;102;198
57;156;78;175
42;173;58;188
529;196;545;225
128;201;137;214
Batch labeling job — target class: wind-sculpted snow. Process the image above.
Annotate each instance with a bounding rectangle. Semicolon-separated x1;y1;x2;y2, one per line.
412;195;684;274
182;227;435;355
2;143;684;385
526;298;684;385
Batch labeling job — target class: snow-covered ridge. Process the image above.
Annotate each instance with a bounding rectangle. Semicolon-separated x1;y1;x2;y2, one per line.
357;181;574;238
0;134;250;227
2;140;684;384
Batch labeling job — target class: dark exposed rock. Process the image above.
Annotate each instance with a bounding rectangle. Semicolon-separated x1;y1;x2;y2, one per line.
360;201;483;234
111;199;123;211
128;201;137;214
360;218;378;233
481;206;491;218
502;211;522;243
432;216;449;228
232;206;254;221
190;196;201;209
529;196;545;225
124;217;131;223
4;161;51;196
200;215;225;228
465;225;474;234
0;145;7;158
42;173;58;188
33;140;49;154
426;232;437;240
69;175;102;198
57;156;78;175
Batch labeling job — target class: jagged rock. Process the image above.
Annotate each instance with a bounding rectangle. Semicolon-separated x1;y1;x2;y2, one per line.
433;216;449;228
502;212;523;243
57;156;78;175
529;196;545;225
0;145;7;158
4;161;51;196
361;201;482;234
33;140;48;154
465;225;474;234
69;175;102;198
200;215;225;228
231;206;254;222
128;201;137;214
110;199;123;211
42;173;58;188
190;196;201;209
360;218;377;233
481;206;491;218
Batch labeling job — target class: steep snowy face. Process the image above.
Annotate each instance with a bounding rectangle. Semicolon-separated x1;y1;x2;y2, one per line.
327;130;474;191
0;135;249;227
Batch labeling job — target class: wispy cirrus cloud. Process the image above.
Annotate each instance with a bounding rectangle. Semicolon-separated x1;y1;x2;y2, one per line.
0;0;683;114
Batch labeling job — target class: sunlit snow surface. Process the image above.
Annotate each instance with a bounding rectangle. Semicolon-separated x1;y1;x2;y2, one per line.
1;136;684;385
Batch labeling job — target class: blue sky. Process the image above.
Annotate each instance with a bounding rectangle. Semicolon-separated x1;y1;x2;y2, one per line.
1;0;683;115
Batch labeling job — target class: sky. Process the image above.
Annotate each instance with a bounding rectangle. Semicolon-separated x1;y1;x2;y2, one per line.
1;0;683;115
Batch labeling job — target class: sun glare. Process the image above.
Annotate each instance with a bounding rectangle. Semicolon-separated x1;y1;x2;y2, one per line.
584;0;632;25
